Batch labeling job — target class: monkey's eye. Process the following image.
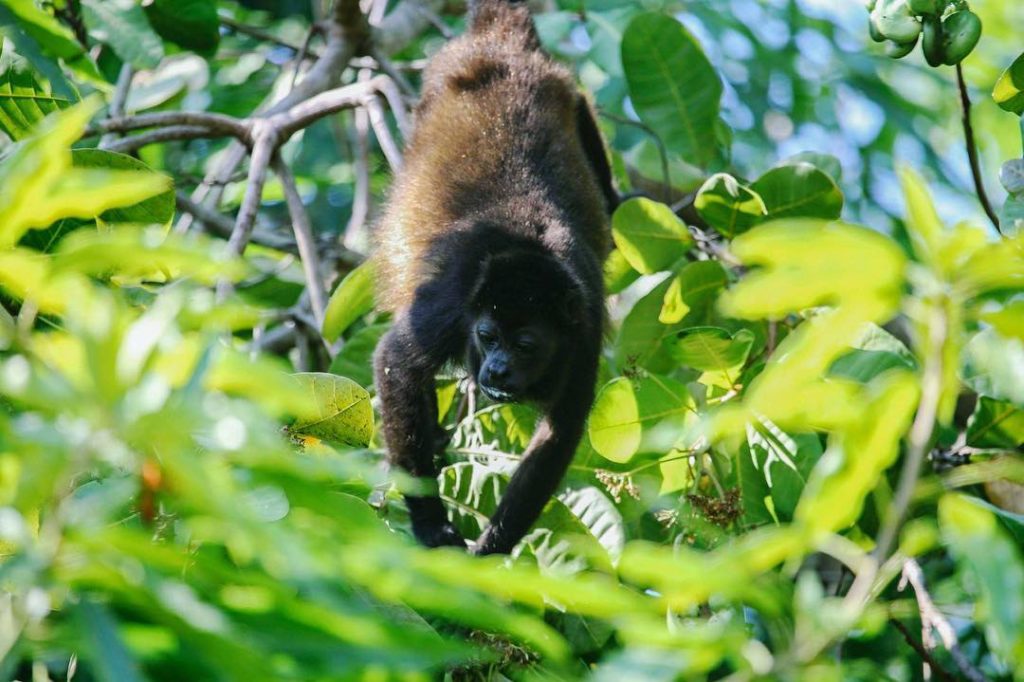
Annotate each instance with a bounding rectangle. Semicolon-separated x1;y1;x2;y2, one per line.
477;329;498;348
514;338;537;354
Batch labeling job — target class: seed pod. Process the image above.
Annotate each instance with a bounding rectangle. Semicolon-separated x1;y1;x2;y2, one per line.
921;14;944;67
885;36;918;59
872;0;921;44
908;0;938;15
941;10;982;65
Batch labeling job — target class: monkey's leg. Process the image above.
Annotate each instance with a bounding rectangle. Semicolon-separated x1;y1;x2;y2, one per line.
374;324;466;548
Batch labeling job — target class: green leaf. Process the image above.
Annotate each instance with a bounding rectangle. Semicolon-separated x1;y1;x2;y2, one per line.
75;600;146;682
963;329;1024;406
746;421;823;522
621;13;722;167
604;248;640;295
143;0;220;55
1001;195;1024;236
939;494;1024;676
322;260;375;342
0;0;101;90
616;261;728;373
587;374;693;463
0;100;170;248
611;197;692;274
71;149;175;225
777;152;842;182
328;323;389;388
558;486;625;563
992;52;1024;115
694;173;766;239
669;326;754;372
981;300;1024;341
0;43;74;140
751;163;843;221
966;397;1024;449
289;372;374;448
82;0;163;70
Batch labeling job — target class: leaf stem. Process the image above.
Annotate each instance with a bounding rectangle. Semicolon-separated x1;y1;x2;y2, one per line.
955;64;1001;233
874;301;947;562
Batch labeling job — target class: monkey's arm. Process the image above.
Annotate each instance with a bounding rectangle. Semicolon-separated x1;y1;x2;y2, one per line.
472;352;597;556
375;320;467;548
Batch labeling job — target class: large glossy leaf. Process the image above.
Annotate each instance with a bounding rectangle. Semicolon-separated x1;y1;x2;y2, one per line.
288;372;374;448
611;197;692;274
616;261;728;373
0;43;73;140
587;374;693;463
82;0;163;70
694;173;766;239
621;13;722;167
322;260;375;342
750;163;843;221
967;397;1024;449
669;326;754;373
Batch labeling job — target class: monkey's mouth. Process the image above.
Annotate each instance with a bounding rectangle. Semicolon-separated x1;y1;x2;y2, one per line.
480;385;516;403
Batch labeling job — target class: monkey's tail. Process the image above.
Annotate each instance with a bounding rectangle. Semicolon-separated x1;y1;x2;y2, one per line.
468;0;539;49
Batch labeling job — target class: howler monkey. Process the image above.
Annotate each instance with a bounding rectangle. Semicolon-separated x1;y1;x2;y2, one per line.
372;0;615;555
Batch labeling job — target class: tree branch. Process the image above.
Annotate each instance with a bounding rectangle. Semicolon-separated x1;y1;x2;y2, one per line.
888;619;956;682
874;302;947;562
272;156;329;326
898;558;986;682
106;126;222;155
226;122;279;257
955;63;1001;233
89;111;250;139
99;64;134;150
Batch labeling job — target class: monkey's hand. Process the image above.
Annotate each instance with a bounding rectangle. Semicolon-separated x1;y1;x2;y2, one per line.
413;520;468;549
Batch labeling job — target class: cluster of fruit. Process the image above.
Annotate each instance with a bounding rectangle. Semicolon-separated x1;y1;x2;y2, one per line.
867;0;982;66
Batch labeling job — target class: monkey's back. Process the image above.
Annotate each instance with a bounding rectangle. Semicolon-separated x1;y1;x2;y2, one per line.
373;1;610;312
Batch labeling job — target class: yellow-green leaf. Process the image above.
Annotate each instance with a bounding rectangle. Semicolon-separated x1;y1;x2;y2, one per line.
289;372;374;448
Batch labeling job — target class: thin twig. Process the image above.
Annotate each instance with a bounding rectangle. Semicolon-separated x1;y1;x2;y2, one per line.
174;191;299;253
955;63;1001;233
272;156;329;326
345;72;374;249
369;45;417;100
888;619;955;682
99;64;134;150
366;95;403;171
219;15;323;60
599;109;671;203
898;558;986;682
874;302;947;562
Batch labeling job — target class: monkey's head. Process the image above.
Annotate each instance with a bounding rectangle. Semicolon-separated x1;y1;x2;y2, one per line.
467;249;584;404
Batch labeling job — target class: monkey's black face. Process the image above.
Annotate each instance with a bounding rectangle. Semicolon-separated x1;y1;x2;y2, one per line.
472;313;559;403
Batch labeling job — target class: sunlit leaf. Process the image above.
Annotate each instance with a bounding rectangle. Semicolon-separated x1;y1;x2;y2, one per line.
588;374;693;463
0;42;74;140
993;51;1024;115
751;163;842;221
621;13;722;167
694;173;766;239
611;197;692;274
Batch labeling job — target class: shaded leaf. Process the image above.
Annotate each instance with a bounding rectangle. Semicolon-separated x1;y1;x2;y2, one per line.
751;163;843;221
82;0;163;70
322;260;374;342
694;173;766;239
143;0;220;55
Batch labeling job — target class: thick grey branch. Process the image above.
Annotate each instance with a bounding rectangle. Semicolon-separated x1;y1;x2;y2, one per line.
99;64;133;150
107;126;220;154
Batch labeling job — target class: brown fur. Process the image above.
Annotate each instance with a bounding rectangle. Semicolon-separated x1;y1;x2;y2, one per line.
373;1;610;312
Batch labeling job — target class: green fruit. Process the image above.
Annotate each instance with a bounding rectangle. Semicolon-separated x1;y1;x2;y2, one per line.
884;37;918;59
941;10;981;65
866;0;877;9
869;15;887;42
921;15;944;66
873;0;921;43
908;0;938;15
